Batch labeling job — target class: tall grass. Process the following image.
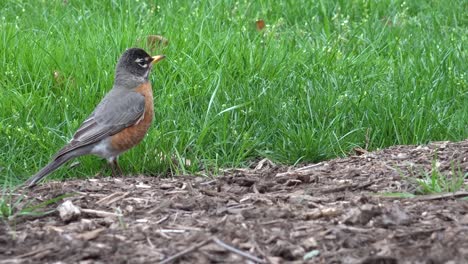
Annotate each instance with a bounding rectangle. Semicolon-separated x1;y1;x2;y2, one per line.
1;0;466;184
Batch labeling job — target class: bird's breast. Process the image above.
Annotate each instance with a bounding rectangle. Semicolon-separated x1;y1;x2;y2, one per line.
110;82;154;152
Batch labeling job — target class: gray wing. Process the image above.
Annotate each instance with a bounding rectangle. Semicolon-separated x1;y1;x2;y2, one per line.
53;90;145;158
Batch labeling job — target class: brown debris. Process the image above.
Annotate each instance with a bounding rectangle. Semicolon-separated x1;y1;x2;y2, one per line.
137;35;169;53
256;20;266;31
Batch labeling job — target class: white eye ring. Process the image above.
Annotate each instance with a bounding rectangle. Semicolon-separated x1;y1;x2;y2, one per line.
135;58;148;68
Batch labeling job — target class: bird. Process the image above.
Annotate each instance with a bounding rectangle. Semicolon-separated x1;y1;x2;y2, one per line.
26;48;165;188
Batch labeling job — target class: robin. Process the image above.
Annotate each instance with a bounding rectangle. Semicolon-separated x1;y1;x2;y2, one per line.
26;48;165;188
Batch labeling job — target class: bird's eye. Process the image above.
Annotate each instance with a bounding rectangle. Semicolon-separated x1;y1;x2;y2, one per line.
135;58;148;68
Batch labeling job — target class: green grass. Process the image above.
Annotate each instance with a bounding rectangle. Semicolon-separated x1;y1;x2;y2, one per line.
379;160;467;198
1;0;467;185
0;189;69;221
414;161;467;194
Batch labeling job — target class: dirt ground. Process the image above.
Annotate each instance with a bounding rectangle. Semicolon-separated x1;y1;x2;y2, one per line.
1;140;467;264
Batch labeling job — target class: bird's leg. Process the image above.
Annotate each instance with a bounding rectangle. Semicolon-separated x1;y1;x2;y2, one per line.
109;161;118;177
107;157;119;177
113;159;124;176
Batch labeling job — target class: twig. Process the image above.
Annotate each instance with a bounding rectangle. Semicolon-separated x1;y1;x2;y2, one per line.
166;190;189;194
415;191;468;201
275;163;324;177
295;162;324;171
157;230;171;239
172;225;203;231
250;237;271;264
96;192;130;206
321;181;373;194
156;215;170;224
337;224;372;233
147;236;155;248
16;246;54;258
159;238;213;264
158;229;186;233
76;227;106;241
81;208;122;218
320;185;351;194
212;237;266;263
0;259;22;264
352;181;374;191
147;200;172;215
199;188;241;203
200;180;217;186
260;220;283;225
394;227;445;239
185;181;195;195
159;236;266;264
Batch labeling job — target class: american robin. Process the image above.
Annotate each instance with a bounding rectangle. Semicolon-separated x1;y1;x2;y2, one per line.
27;48;165;188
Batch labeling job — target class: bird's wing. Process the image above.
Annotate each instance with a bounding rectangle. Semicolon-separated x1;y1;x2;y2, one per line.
53;90;146;159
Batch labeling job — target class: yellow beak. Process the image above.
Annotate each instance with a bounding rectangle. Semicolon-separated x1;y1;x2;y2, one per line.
151;55;166;64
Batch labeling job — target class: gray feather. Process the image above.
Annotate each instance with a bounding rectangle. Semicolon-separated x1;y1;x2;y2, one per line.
53;90;145;159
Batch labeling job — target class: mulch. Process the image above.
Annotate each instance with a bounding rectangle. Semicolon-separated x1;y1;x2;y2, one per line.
1;140;467;263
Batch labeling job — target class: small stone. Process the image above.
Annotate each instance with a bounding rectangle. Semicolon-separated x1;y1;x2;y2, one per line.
395;153;409;160
291;246;305;258
57;200;81;223
125;205;134;213
302;237;318;249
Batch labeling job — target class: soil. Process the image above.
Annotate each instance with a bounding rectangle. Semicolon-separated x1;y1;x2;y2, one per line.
1;140;467;264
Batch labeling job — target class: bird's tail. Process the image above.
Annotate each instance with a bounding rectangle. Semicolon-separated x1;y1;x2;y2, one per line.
26;148;88;188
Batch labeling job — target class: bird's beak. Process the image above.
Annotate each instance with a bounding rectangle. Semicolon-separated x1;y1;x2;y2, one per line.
151;55;166;65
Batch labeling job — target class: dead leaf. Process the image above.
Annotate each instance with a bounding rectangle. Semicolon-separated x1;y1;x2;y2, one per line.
256;20;266;31
353;147;368;156
144;35;169;52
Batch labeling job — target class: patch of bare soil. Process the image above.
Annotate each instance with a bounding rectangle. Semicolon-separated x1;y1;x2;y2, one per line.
1;140;467;264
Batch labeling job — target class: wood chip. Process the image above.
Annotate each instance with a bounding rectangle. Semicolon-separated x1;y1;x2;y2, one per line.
158;229;187;233
76;228;106;241
305;207;342;220
136;182;152;189
255;158;275;170
81;208;122;218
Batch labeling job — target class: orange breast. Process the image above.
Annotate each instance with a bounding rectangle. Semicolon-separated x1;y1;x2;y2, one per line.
110;82;154;152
